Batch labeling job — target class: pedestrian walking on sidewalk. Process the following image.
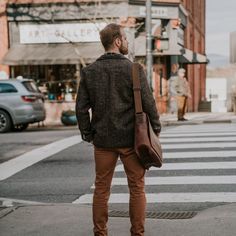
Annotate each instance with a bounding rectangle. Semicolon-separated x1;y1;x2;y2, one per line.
174;68;191;121
168;63;179;114
76;23;161;236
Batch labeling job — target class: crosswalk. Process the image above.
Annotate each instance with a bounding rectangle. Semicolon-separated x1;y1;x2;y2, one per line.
73;124;236;206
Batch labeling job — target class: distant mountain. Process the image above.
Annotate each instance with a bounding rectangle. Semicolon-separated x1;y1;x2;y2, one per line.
207;54;229;68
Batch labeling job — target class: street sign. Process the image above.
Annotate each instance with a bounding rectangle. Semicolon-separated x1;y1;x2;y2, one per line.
19;23;106;44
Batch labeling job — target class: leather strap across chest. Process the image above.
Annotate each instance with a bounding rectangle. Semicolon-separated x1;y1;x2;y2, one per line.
132;63;143;114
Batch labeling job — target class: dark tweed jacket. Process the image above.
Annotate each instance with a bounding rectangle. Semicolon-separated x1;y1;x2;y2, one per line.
76;53;161;148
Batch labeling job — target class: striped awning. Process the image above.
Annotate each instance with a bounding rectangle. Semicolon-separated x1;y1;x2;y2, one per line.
179;48;209;64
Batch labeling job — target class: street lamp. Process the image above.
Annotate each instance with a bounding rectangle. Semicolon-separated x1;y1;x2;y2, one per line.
146;0;153;89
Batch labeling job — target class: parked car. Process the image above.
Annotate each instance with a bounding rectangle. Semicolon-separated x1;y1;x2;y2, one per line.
0;78;46;133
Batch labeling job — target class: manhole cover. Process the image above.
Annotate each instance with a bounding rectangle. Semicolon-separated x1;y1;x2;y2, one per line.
109;210;197;219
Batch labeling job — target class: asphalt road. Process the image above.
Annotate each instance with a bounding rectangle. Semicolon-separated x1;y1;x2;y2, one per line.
0;123;236;213
0;128;79;163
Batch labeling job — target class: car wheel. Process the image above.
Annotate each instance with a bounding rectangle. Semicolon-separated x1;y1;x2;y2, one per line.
0;110;12;133
14;123;29;132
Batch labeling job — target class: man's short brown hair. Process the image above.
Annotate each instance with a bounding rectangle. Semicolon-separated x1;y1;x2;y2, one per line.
100;23;122;50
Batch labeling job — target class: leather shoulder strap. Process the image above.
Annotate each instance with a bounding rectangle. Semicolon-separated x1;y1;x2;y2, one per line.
132;63;143;113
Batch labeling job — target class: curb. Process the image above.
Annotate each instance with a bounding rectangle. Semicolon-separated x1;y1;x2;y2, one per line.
27;118;236;130
203;120;232;124
27;125;77;131
161;121;202;126
161;119;236;126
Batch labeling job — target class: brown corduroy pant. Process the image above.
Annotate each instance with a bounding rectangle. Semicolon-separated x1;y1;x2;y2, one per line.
177;95;187;119
93;146;146;236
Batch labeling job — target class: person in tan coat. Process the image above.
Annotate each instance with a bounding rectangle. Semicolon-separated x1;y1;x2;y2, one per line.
173;68;191;121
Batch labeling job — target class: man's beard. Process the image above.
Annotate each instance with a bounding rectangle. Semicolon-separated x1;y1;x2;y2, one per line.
119;42;128;55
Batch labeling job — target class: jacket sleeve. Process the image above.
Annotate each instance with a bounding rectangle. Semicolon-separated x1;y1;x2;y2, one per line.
75;69;94;142
138;64;161;134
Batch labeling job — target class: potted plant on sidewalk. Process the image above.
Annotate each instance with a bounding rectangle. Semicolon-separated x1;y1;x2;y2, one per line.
61;110;77;126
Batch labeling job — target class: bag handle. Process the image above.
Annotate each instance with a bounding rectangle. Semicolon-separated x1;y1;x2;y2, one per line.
132;63;143;114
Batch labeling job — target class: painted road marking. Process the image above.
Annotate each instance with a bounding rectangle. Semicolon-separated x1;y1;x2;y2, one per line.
74;192;236;204
160;136;236;142
162;142;236;149
115;161;236;172
74;127;236;205
161;132;236;137
0;197;44;207
0;135;82;181
111;176;236;186
162;150;236;159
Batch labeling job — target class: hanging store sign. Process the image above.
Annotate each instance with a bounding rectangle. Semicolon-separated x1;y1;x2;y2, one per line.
139;6;168;18
19;23;106;44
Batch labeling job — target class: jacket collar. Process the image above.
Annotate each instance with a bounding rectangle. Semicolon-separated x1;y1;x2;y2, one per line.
97;52;128;61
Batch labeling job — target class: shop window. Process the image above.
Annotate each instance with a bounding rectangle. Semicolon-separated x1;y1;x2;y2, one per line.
11;64;78;102
43;65;77;102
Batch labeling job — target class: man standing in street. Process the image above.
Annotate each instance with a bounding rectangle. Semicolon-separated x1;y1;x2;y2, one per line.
76;23;161;236
174;68;191;121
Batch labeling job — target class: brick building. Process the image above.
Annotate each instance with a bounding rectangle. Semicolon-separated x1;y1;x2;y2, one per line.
230;31;236;64
182;0;207;112
0;0;207;121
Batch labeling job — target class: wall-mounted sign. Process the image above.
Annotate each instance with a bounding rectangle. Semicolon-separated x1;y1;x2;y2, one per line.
139;6;168;18
19;23;106;44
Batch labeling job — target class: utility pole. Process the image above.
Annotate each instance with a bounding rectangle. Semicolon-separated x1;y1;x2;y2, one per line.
146;0;153;89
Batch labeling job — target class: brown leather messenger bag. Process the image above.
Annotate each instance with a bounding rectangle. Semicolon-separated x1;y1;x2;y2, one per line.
132;63;163;169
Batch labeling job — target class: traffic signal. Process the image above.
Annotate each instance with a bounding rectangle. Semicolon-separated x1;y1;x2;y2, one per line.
153;37;169;51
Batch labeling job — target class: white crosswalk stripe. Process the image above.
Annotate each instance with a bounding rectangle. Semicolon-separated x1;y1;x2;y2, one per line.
160;136;236;142
115;161;236;171
111;176;236;185
163;142;236;149
161;150;236;159
164;125;236;133
74;193;236;204
0;135;82;181
73;125;236;205
161;132;236;137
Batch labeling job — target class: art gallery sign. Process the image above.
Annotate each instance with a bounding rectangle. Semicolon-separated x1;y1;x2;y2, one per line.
19;23;107;44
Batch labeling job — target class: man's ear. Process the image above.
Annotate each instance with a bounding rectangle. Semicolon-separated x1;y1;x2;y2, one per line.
114;37;121;47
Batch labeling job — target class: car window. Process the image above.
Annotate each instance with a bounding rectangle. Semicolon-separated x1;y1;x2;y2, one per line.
22;81;39;93
0;83;18;93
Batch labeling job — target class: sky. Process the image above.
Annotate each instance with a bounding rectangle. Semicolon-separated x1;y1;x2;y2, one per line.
206;0;236;57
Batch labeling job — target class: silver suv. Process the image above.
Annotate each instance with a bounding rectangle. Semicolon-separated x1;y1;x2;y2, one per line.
0;78;46;133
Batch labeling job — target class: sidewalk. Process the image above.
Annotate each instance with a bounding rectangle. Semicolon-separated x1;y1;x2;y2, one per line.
28;112;236;130
0;203;236;236
160;112;236;126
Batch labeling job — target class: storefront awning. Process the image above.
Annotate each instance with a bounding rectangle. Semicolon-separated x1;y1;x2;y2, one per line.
1;43;104;65
179;48;208;64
